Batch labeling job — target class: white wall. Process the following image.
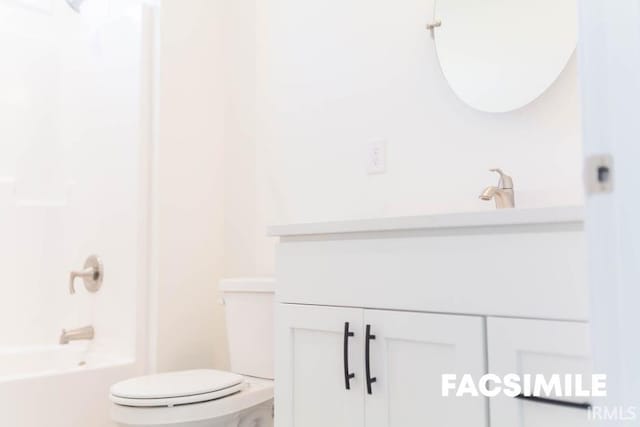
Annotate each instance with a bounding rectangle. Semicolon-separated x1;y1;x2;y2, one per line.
154;0;229;372
257;0;584;228
222;0;261;277
153;0;270;372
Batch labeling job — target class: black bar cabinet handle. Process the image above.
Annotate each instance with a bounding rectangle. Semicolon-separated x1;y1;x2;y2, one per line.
365;324;377;395
343;322;355;390
515;394;592;410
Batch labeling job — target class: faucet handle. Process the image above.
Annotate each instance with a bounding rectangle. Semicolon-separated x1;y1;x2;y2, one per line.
489;168;513;189
69;255;103;294
69;268;95;294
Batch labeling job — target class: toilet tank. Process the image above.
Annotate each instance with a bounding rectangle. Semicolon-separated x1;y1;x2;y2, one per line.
220;278;275;379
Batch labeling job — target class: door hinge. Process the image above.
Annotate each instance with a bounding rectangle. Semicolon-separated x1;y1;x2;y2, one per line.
585;154;614;194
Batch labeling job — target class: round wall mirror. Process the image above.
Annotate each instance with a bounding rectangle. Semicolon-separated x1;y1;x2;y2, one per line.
433;0;577;113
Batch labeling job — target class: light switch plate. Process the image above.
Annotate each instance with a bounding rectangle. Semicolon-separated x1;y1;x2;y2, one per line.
366;140;387;175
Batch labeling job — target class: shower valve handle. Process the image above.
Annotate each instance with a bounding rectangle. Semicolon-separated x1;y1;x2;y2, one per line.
69;255;103;294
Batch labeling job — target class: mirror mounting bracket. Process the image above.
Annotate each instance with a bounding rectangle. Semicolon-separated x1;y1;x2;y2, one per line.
426;19;442;38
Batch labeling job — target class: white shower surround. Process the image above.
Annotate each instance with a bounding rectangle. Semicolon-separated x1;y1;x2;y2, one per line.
0;1;154;425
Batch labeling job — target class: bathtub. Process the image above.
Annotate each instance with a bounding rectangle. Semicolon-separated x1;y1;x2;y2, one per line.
0;344;139;427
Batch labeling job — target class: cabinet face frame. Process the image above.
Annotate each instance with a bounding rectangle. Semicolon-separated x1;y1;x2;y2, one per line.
487;317;592;427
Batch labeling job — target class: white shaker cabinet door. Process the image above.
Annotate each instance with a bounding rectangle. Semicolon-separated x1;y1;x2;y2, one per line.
364;310;487;427
275;304;365;427
488;317;592;427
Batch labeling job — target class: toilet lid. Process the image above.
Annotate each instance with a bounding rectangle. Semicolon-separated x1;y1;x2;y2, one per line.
110;369;245;407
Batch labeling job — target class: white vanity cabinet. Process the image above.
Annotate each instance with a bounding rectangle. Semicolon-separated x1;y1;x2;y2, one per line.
270;207;590;427
275;304;487;427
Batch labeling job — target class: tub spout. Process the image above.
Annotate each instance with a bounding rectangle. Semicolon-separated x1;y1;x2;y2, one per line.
59;326;94;345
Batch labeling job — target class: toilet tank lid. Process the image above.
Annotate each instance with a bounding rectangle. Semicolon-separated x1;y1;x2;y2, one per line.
219;277;275;293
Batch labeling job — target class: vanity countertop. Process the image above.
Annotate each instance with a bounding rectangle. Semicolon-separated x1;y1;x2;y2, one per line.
268;206;584;237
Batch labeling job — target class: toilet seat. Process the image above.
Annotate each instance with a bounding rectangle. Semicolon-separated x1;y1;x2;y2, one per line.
110;374;274;426
110;370;245;407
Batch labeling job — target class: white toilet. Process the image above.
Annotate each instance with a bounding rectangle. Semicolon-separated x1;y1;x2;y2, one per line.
110;278;275;427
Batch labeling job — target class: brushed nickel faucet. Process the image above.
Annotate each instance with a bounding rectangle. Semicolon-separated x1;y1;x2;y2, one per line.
479;168;515;209
59;326;94;345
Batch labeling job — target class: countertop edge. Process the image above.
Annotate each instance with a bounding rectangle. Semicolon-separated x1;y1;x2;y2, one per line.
267;206;585;237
